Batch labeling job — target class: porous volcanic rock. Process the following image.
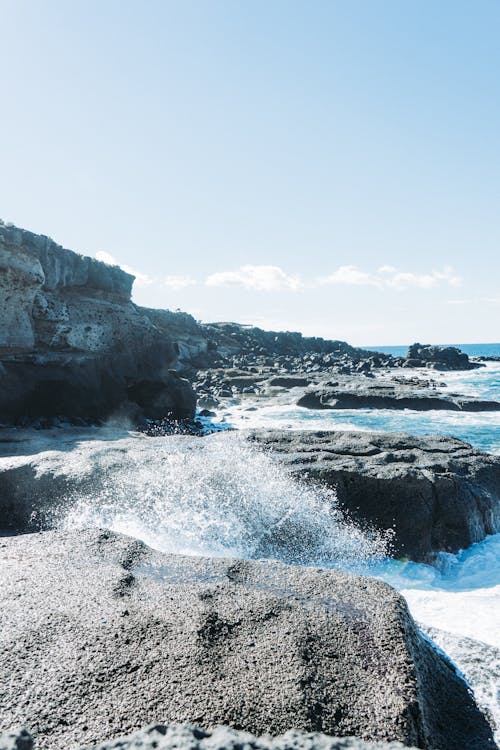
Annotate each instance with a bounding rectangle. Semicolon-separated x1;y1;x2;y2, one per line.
246;430;500;561
0;725;420;750
90;724;420;750
0;224;196;422
0;529;494;750
296;376;500;412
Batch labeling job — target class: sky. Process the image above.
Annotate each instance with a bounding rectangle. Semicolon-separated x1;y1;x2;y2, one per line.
1;0;499;346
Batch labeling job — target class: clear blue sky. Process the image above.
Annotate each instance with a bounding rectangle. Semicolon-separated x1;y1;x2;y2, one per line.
1;0;499;345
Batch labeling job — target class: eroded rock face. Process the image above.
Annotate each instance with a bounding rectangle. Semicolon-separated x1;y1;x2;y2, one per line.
0;529;494;750
0;225;196;421
247;430;500;561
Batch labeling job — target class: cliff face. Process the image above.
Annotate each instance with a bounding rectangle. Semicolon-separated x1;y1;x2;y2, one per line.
0;224;196;422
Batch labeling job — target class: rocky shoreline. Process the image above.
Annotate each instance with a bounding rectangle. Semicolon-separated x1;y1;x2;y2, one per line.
2;224;497;430
1;224;499;750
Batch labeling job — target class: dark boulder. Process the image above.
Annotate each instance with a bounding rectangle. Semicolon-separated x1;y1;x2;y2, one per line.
406;343;482;371
0;529;494;750
247;430;500;562
296;376;500;412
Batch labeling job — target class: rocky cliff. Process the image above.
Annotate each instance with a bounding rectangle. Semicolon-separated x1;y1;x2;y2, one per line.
0;224;196;422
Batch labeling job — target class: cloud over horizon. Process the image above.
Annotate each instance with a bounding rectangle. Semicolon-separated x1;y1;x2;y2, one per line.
206;264;303;292
320;265;462;290
96;251;463;299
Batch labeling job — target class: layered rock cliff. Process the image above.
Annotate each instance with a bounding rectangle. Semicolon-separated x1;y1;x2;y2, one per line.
0;224;196;422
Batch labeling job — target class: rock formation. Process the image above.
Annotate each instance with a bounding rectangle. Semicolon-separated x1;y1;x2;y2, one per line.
0;724;421;750
406;343;482;370
295;376;500;412
0;224;196;422
0;529;494;749
247;430;500;561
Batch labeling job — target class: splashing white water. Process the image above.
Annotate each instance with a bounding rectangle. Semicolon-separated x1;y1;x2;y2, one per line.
57;432;388;567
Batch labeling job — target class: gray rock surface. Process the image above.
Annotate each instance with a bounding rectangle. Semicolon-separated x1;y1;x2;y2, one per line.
0;725;418;750
0;225;196;421
85;724;419;750
247;430;500;561
296;377;500;412
0;529;494;750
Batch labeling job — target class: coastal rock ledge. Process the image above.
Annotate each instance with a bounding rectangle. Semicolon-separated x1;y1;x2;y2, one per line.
0;529;495;750
247;430;500;561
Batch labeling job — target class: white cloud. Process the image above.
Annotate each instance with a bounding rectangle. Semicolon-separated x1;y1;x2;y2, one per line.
321;265;382;287
320;264;462;290
206;264;303;292
164;275;197;290
95;250;153;287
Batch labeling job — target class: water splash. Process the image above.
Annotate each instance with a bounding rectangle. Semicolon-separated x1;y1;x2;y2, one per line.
57;432;388;567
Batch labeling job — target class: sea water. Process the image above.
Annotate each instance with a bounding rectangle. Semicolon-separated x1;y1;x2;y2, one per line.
48;343;500;737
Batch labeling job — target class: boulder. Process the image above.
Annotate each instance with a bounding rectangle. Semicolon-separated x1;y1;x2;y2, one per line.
0;224;196;422
0;529;494;750
406;344;482;371
246;430;500;561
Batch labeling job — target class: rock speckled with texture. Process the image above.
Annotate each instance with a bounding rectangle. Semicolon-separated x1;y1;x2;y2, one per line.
0;529;494;750
247;430;500;561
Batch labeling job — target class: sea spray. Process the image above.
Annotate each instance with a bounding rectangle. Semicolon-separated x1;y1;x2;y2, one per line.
56;431;389;567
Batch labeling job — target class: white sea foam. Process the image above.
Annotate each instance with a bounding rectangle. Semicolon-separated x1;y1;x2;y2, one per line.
58;432;388;566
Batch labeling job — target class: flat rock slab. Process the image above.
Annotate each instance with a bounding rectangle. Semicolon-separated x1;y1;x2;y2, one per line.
296;376;500;412
246;430;500;561
0;529;494;750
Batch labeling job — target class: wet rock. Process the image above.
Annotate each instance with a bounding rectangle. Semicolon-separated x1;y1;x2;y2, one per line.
296;376;500;412
247;430;500;561
268;376;312;388
0;529;494;750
